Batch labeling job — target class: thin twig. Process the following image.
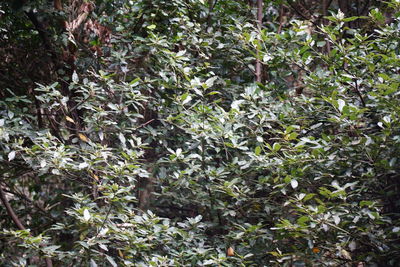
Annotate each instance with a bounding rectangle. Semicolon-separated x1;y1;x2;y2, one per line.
286;1;318;28
134;119;155;130
95;202;113;238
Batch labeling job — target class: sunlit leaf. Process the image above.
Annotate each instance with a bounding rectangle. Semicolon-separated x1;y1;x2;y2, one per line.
78;133;90;143
83;209;90;222
8;151;16;161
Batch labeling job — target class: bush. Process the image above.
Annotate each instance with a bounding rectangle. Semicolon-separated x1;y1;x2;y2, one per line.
1;0;399;266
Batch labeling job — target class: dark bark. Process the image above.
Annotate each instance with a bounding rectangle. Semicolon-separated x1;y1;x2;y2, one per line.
0;185;53;267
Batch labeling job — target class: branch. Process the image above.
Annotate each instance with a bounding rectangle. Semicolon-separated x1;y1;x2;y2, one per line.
0;185;53;267
0;185;25;230
352;78;366;107
322;0;332;54
285;1;318;28
24;11;58;61
255;0;263;83
278;4;285;34
0;184;56;221
340;66;366;107
206;0;219;28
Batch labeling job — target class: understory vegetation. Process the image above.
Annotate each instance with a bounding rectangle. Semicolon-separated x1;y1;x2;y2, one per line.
0;0;399;266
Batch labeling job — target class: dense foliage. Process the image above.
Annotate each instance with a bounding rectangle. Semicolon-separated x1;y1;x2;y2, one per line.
1;0;399;266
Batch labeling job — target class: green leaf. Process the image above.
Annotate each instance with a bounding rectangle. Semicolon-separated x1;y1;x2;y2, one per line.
297;216;310;225
272;143;281;152
337;99;345;112
83;209;90;222
303;193;316;201
106;255;117;267
90;259;98;267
